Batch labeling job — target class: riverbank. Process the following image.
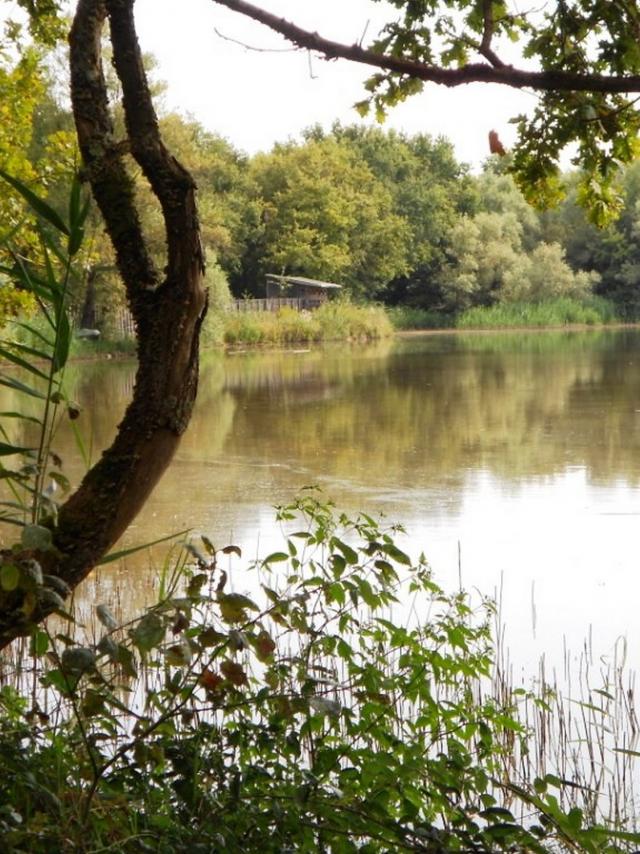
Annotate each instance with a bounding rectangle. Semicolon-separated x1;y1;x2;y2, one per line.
62;295;636;356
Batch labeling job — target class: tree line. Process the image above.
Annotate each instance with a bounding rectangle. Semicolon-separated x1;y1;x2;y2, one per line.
4;40;640;329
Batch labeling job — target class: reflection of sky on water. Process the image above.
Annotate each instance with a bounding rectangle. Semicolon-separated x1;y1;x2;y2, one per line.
125;455;640;680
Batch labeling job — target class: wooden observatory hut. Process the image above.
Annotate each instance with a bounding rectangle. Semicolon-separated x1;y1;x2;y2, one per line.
265;274;342;310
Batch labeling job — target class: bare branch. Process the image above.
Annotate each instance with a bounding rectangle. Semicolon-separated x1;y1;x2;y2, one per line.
211;0;640;94
214;26;298;52
479;0;505;68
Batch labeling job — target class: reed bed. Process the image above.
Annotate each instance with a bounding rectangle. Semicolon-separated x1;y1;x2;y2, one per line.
222;302;393;345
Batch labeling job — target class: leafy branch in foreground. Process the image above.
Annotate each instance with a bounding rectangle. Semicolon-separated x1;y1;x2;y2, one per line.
0;493;636;852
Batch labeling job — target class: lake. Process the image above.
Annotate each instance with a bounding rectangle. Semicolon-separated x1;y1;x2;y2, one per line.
7;327;640;675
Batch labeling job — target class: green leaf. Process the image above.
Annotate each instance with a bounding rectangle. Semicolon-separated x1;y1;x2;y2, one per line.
11;321;54;349
0;411;42;425
382;542;412;566
0;168;70;235
333;538;358;565
130;613;165;652
262;551;289;564
612;746;640;757
0;375;45;400
0;441;34;456
0;344;49;379
98;529;191;565
3;339;53;362
165;641;192;667
52;310;70;374
218;592;259;623
30;629;49;656
21;524;53;551
0;564;19;591
221;544;242;558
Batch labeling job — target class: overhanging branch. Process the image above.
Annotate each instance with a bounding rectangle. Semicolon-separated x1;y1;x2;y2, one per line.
211;0;640;94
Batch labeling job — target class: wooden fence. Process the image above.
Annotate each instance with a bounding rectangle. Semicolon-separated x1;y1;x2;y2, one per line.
231;297;324;313
87;297;324;340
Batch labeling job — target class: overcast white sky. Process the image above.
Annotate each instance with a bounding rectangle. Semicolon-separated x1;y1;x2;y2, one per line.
133;0;538;170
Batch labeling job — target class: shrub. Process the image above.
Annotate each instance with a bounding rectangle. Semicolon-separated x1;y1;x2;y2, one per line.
0;494;637;851
222;301;392;346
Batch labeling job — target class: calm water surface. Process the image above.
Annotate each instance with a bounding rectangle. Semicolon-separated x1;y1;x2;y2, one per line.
11;328;640;672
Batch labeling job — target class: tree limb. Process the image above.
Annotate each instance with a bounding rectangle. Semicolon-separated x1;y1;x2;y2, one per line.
0;0;207;650
479;0;504;68
211;0;640;94
69;0;159;325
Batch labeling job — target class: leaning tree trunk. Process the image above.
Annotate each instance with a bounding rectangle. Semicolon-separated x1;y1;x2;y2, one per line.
0;0;207;649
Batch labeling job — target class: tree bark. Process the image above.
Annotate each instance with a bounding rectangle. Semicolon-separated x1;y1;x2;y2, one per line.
0;0;207;649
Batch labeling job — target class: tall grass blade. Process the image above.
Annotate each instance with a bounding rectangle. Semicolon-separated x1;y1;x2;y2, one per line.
4;340;53;363
12;321;54;349
98;529;191;566
0;345;49;380
0;443;35;457
52;311;71;374
0;412;43;425
0;376;46;399
0;168;70;236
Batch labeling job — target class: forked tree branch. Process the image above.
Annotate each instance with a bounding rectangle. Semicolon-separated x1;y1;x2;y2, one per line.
212;0;640;94
107;0;204;285
69;0;159;324
0;0;207;649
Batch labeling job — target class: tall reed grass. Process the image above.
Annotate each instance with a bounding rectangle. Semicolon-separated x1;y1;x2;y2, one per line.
222;302;392;346
457;296;620;329
387;297;622;332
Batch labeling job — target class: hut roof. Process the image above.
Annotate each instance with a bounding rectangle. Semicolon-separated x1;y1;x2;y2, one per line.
265;274;342;290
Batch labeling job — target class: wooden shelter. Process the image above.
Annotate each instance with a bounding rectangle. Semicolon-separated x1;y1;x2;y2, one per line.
265;274;341;308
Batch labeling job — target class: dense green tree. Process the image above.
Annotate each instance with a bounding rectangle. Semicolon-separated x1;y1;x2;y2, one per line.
217;0;640;222
238;136;408;299
320;123;477;306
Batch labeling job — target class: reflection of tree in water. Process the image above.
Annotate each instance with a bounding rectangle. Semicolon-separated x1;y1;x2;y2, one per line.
217;329;640;493
3;330;640;516
7;328;637;623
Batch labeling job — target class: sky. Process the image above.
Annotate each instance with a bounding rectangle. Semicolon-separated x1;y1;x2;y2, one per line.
133;0;538;170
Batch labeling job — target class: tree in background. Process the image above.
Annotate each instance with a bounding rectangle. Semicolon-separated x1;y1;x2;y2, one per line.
238;136;408;299
323;124;477;307
436;166;599;310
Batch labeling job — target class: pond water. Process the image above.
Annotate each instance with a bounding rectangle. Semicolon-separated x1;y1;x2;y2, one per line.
6;327;640;674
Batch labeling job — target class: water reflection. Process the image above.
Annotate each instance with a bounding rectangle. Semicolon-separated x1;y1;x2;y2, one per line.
3;329;640;668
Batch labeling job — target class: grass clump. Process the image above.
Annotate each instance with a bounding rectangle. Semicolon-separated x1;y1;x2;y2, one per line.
387;305;454;330
457;296;620;329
